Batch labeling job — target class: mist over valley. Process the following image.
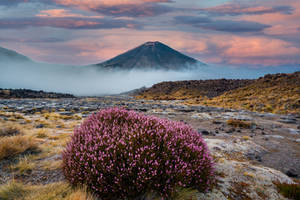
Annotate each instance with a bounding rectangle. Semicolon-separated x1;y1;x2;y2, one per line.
1;42;299;96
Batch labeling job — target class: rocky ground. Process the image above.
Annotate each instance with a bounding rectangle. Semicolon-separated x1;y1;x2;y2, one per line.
0;96;299;199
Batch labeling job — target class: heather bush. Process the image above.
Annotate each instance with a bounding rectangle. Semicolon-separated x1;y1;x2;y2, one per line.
62;108;214;199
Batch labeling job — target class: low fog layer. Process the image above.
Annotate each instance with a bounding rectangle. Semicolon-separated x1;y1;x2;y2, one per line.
0;61;299;96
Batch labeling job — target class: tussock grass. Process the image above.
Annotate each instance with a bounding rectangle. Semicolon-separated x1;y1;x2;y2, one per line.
0;181;96;200
67;187;96;200
0;136;38;161
0;180;29;200
10;156;36;175
35;129;48;138
0;123;22;137
227;119;252;129
40;159;62;171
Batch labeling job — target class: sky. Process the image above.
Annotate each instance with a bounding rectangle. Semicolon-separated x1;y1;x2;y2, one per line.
0;0;299;69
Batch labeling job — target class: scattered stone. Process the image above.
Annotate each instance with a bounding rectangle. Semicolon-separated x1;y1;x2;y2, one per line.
36;124;45;128
212;120;222;125
246;152;262;162
288;128;300;135
198;129;210;136
225;128;235;134
279;118;297;124
59;111;73;116
265;135;284;139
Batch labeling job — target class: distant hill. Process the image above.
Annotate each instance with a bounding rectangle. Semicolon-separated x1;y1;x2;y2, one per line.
93;41;205;70
0;46;31;62
135;79;254;100
195;72;300;114
0;89;75;99
136;72;300;114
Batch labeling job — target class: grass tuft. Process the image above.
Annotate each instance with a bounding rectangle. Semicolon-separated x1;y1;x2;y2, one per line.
0;180;29;200
227;119;252;129
0;123;22;137
0;136;38;161
10;156;36;175
0;181;96;200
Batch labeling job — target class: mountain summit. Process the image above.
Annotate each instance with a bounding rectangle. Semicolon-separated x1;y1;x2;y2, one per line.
94;41;205;70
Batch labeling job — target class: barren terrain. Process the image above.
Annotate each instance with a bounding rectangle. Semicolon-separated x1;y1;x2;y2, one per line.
0;96;299;199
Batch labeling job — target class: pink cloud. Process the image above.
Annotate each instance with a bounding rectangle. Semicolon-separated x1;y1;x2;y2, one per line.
240;1;300;36
202;3;292;16
36;9;104;19
52;0;173;17
53;0;170;7
52;30;208;65
208;36;300;66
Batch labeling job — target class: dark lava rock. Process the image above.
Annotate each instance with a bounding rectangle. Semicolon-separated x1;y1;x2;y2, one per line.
226;128;235;134
285;169;298;178
36;124;45;129
59;112;73;116
198;129;210;136
279;118;297;124
246;152;262;162
212;120;223;125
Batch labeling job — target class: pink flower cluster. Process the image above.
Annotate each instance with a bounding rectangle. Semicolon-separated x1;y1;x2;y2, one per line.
62;108;214;199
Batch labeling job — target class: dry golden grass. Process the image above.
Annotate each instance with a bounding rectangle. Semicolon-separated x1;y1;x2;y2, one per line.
0;136;38;161
242;136;251;141
0;122;23;137
137;72;300;115
0;111;24;120
67;187;96;200
40;159;62;171
196;72;300;114
35;129;49;138
10;156;36;175
0;181;97;200
226;119;252;129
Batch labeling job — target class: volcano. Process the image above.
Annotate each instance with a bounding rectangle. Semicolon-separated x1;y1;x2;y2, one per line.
94;41;205;70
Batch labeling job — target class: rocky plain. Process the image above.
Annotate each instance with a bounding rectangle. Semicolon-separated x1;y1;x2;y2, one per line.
0;95;299;199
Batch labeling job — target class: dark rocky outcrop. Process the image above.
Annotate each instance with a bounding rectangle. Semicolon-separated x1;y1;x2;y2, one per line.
136;79;254;100
0;89;75;99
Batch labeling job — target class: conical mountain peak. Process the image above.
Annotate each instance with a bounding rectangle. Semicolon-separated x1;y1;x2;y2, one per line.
95;41;205;70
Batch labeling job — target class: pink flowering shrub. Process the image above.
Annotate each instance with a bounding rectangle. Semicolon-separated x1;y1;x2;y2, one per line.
62;108;214;199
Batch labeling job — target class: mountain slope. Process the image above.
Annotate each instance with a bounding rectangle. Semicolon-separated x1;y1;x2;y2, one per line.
135;72;300;114
136;79;254;100
195;72;300;114
0;46;31;62
94;41;205;70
